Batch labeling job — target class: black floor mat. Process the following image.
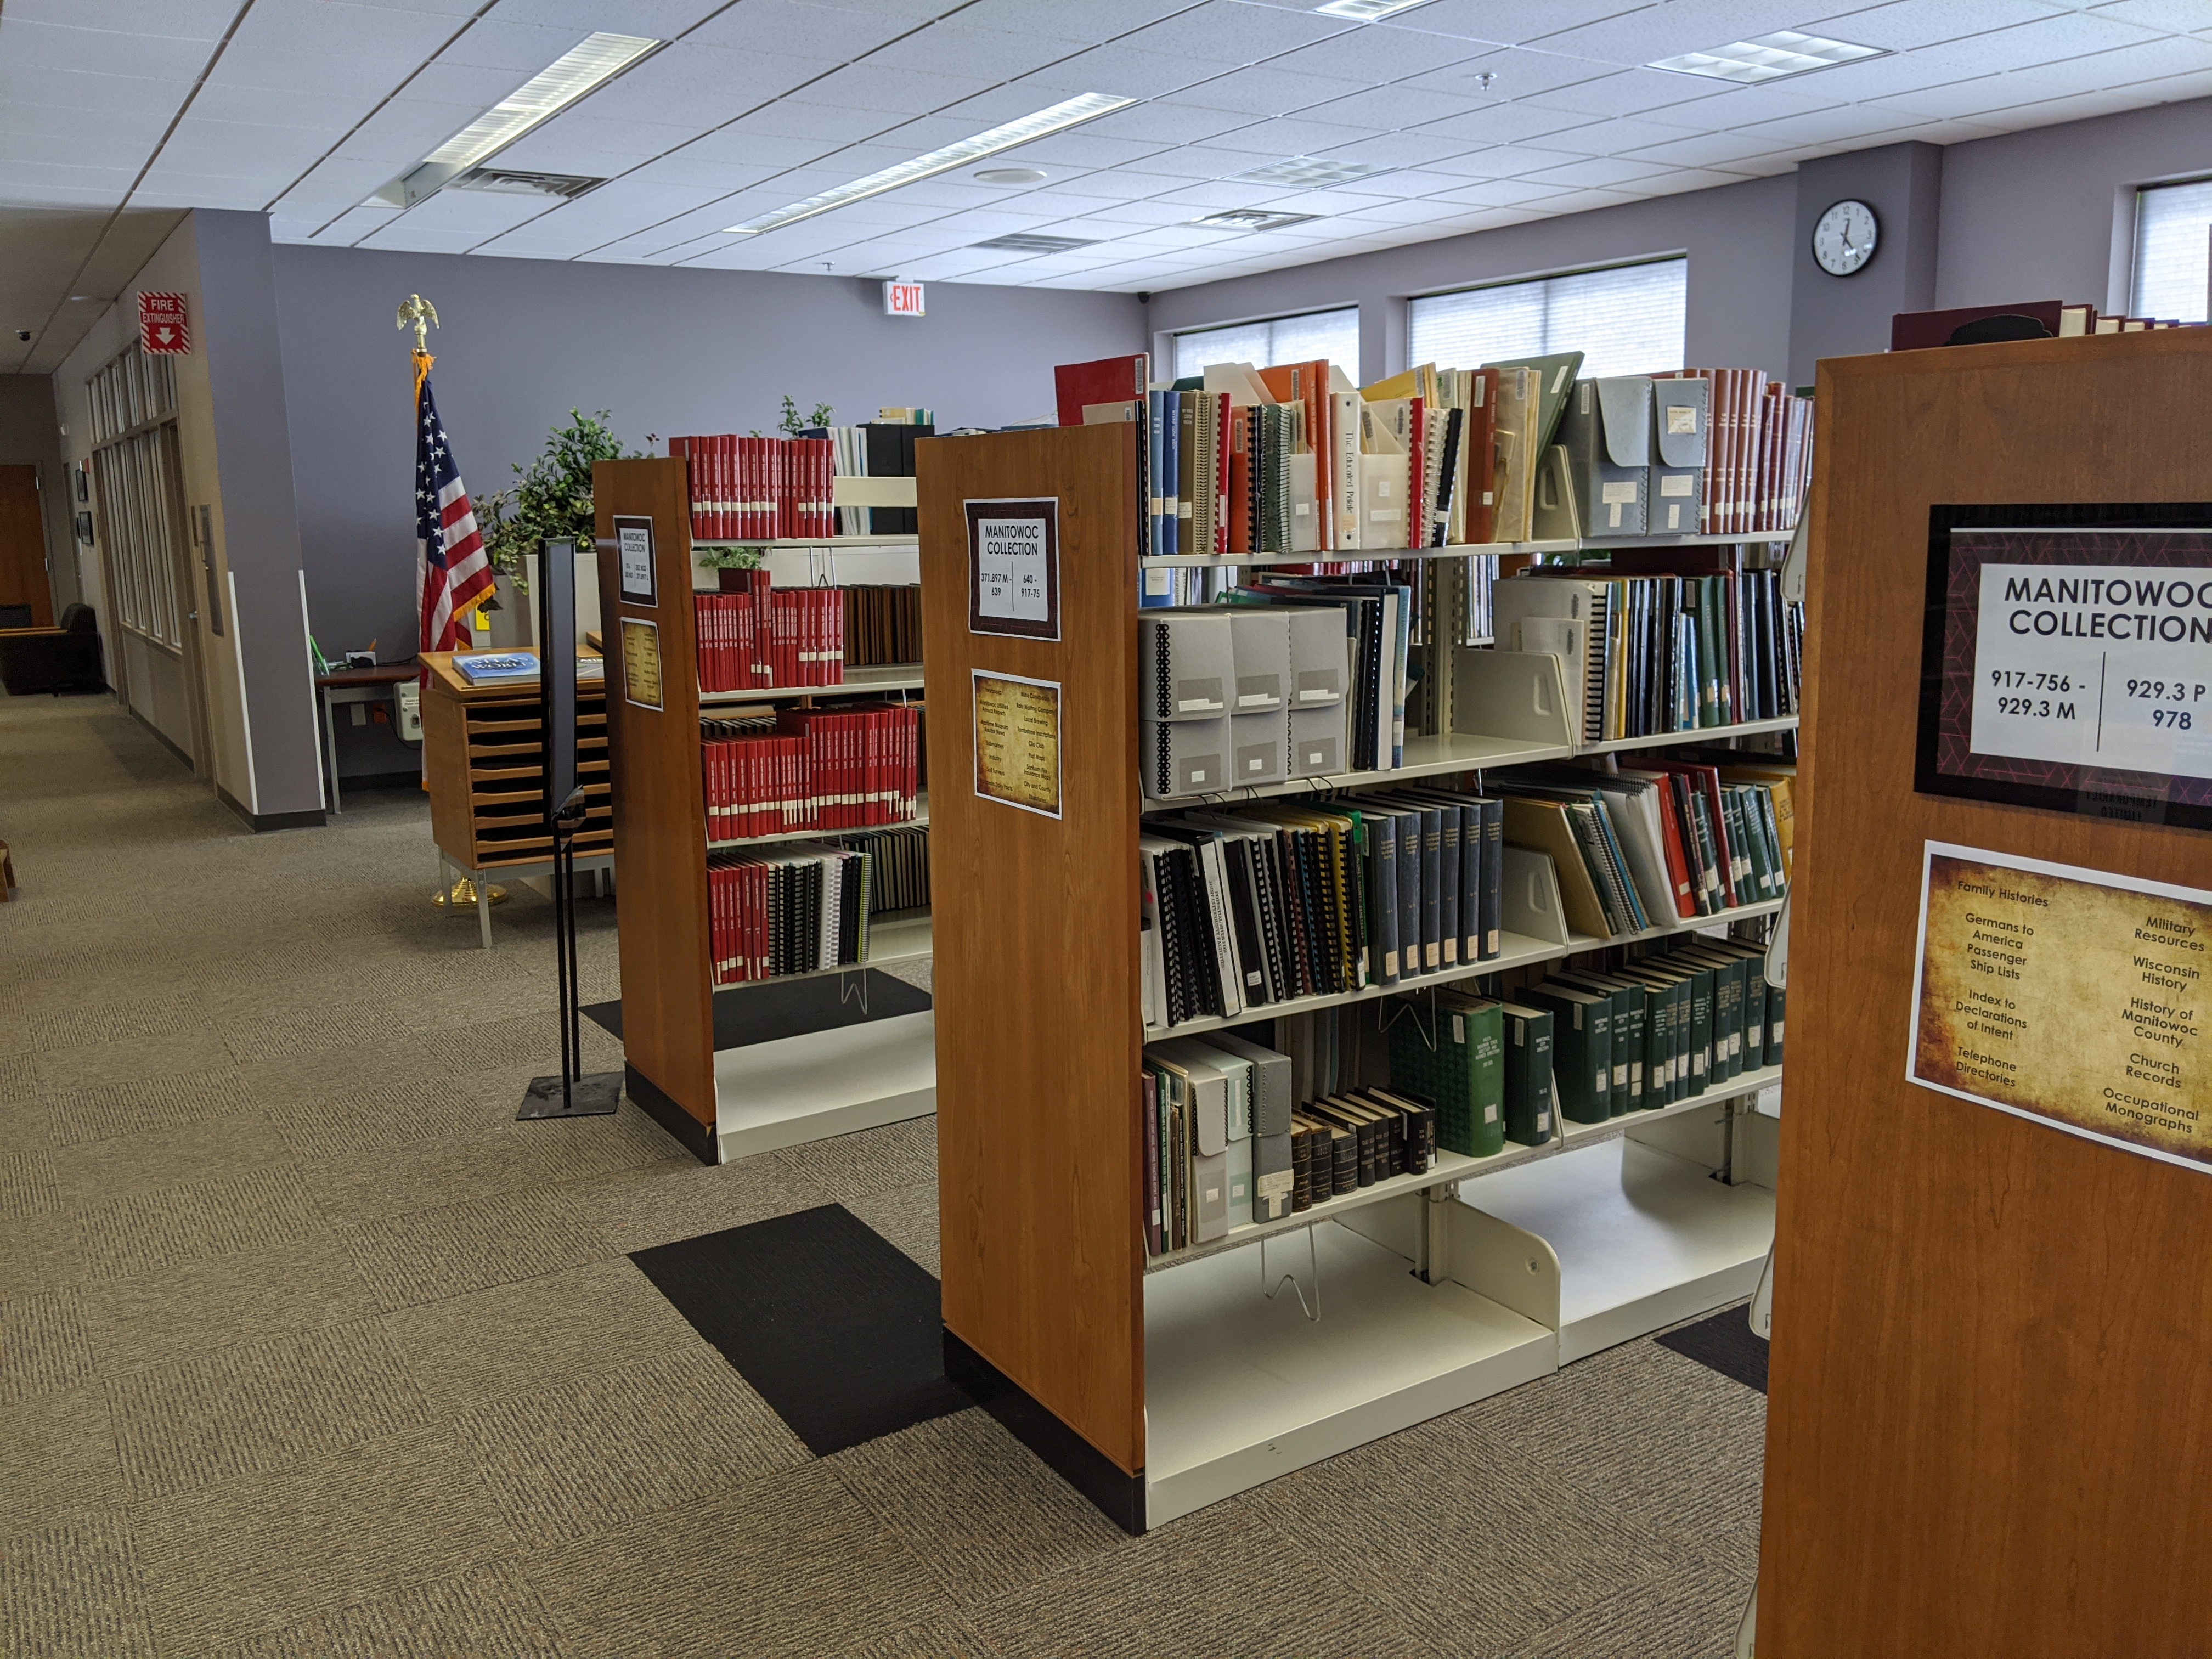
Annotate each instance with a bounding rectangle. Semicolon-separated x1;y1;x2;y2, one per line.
629;1203;969;1456
584;969;929;1051
1654;1306;1769;1393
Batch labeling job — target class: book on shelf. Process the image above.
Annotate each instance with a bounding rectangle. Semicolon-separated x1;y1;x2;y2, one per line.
668;435;834;541
855;822;929;914
842;584;922;668
706;840;872;985
696;578;845;691
1141;1025;1436;1256
702;703;921;839
1889;300;2103;351
1492;557;1803;743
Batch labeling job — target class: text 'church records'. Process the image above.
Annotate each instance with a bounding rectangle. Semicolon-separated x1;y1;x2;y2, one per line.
1915;505;2212;829
964;497;1059;641
972;670;1061;819
1909;841;2209;1174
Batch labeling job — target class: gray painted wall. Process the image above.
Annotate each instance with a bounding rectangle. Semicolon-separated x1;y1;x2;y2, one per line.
1146;94;2212;385
195;210;323;819
0;374;75;615
1788;143;1943;391
1147;174;1799;387
1936;97;2212;315
269;243;1143;776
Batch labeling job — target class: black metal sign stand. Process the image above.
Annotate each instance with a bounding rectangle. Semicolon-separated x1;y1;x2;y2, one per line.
519;535;621;1121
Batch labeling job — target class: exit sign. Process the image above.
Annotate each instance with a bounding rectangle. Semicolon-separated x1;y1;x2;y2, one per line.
139;292;190;354
883;280;925;318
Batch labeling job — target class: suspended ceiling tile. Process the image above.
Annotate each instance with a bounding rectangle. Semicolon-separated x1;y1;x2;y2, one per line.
0;18;214;80
1408;100;1601;146
583;46;843;120
331;97;492;161
621;153;785;194
1937;8;2168;70
1116;0;1353;65
1158;63;1373;116
1728;104;1938;146
182;78;388;134
683;0;931;60
661;127;844;171
1373;0;1650;46
1532;115;1729;157
1022;44;1229;99
276;154;422;210
1397;48;1622;103
370;184;551;236
789;62;1001;117
1081;102;1260;144
956;0;1192;41
1199;115;1383;157
1516;153;1680;189
434;18;598;72
1421;176;1570;207
1534;1;1848;67
1615;127;1813;168
5;0;238;35
0;129;158;172
1259;24;1492;83
311;205;403;240
481;110;701;168
1803;0;2072;53
864;22;1078;80
719;99;904;145
476;0;733;35
215;0;466;88
1514;65;1741;120
996;131;1177;167
1315;129;1486;169
1305;81;1503;130
1141;177;1296;210
2086;0;2212;27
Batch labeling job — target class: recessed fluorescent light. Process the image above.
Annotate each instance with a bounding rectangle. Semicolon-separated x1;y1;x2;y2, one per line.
375;32;661;207
450;167;607;200
1314;0;1432;18
971;233;1099;253
1231;156;1384;188
1649;31;1882;84
725;94;1133;236
1191;208;1319;232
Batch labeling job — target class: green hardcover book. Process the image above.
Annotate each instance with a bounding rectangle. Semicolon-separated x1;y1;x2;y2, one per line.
1675;944;1747;1082
1699;938;1771;1073
1522;981;1610;1125
1499;1001;1555;1146
1615;962;1688;1105
1735;789;1779;904
1765;978;1786;1066
1552;969;1649;1114
1386;992;1504;1158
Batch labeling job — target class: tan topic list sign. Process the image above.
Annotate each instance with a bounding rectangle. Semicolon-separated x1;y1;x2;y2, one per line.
972;669;1062;819
1909;840;2209;1173
620;618;662;712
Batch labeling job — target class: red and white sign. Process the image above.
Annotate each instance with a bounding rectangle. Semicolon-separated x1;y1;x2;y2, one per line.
139;292;190;354
882;280;925;318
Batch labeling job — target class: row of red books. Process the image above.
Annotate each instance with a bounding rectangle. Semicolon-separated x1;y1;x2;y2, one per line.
1671;370;1812;538
668;435;833;541
702;704;921;841
696;579;844;692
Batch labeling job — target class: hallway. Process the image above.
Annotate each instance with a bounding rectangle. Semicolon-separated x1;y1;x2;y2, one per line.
2;693;1765;1658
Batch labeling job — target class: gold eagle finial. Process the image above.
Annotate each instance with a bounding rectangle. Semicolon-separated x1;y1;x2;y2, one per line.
396;294;439;353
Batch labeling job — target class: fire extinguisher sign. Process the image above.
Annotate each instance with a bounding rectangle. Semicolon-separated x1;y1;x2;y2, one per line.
139;292;190;354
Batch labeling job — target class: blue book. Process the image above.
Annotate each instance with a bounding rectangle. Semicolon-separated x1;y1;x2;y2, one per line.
454;651;539;685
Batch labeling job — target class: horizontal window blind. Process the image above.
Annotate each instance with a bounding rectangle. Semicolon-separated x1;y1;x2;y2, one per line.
2132;178;2212;323
1408;258;1687;380
1175;306;1358;379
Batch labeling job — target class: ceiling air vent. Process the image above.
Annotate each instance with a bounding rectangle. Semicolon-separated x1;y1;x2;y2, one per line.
970;233;1101;253
1192;209;1320;232
1229;156;1383;188
451;167;607;200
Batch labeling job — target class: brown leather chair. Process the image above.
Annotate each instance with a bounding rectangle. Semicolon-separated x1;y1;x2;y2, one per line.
0;602;106;695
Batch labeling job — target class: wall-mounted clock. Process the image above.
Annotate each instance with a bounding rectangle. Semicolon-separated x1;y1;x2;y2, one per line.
1812;199;1879;276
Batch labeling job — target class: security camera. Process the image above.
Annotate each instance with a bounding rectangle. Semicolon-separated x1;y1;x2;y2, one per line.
1136;291;1152;304
14;330;29;342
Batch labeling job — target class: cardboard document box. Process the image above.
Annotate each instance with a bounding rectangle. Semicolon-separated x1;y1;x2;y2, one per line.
1229;709;1289;786
1142;715;1229;799
1224;607;1290;716
1556;376;1652;536
1648;376;1708;536
1289;702;1347;777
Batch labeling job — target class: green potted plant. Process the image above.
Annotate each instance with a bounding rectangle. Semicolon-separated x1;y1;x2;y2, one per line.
697;541;765;591
479;409;644;590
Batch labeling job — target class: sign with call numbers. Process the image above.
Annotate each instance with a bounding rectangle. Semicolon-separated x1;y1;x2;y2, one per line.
1915;506;2212;830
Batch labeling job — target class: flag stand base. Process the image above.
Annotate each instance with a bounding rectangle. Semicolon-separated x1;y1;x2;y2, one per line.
517;1070;622;1119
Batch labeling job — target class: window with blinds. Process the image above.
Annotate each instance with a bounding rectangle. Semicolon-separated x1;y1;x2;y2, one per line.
1175;306;1359;379
1408;258;1687;379
2131;177;2212;323
84;346;185;650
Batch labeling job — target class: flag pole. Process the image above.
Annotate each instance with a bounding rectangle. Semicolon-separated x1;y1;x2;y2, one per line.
401;292;506;916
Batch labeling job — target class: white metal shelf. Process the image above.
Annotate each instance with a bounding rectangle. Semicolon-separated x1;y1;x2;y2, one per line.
705;791;928;852
1149;894;1783;1041
698;664;925;706
1575;715;1798;756
713;1005;935;1162
1141;528;1793;570
1144;1064;1782;1276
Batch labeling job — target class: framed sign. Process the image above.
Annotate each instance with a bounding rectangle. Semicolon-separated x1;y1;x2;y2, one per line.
1909;841;2209;1174
619;617;663;711
965;498;1059;640
1915;504;2212;829
613;514;657;608
972;670;1062;818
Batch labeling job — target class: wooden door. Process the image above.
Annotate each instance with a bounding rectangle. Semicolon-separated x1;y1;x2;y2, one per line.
1760;329;2212;1655
0;464;53;628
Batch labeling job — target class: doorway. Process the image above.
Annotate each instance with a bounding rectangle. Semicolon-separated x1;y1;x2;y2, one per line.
0;463;52;629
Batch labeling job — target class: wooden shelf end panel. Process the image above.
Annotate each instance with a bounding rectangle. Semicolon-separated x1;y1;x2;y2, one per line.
921;424;1147;1480
596;456;716;1133
1763;329;2212;1657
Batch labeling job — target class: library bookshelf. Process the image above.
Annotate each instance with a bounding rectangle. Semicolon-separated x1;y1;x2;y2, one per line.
921;422;1794;1532
593;457;932;1166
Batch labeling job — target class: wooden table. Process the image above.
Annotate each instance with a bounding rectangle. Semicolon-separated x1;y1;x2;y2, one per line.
314;661;419;812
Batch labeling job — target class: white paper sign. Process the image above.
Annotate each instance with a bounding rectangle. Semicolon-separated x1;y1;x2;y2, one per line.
1969;562;2212;781
974;516;1050;623
617;521;654;603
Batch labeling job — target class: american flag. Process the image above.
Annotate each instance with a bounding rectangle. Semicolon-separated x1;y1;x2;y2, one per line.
415;374;492;658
